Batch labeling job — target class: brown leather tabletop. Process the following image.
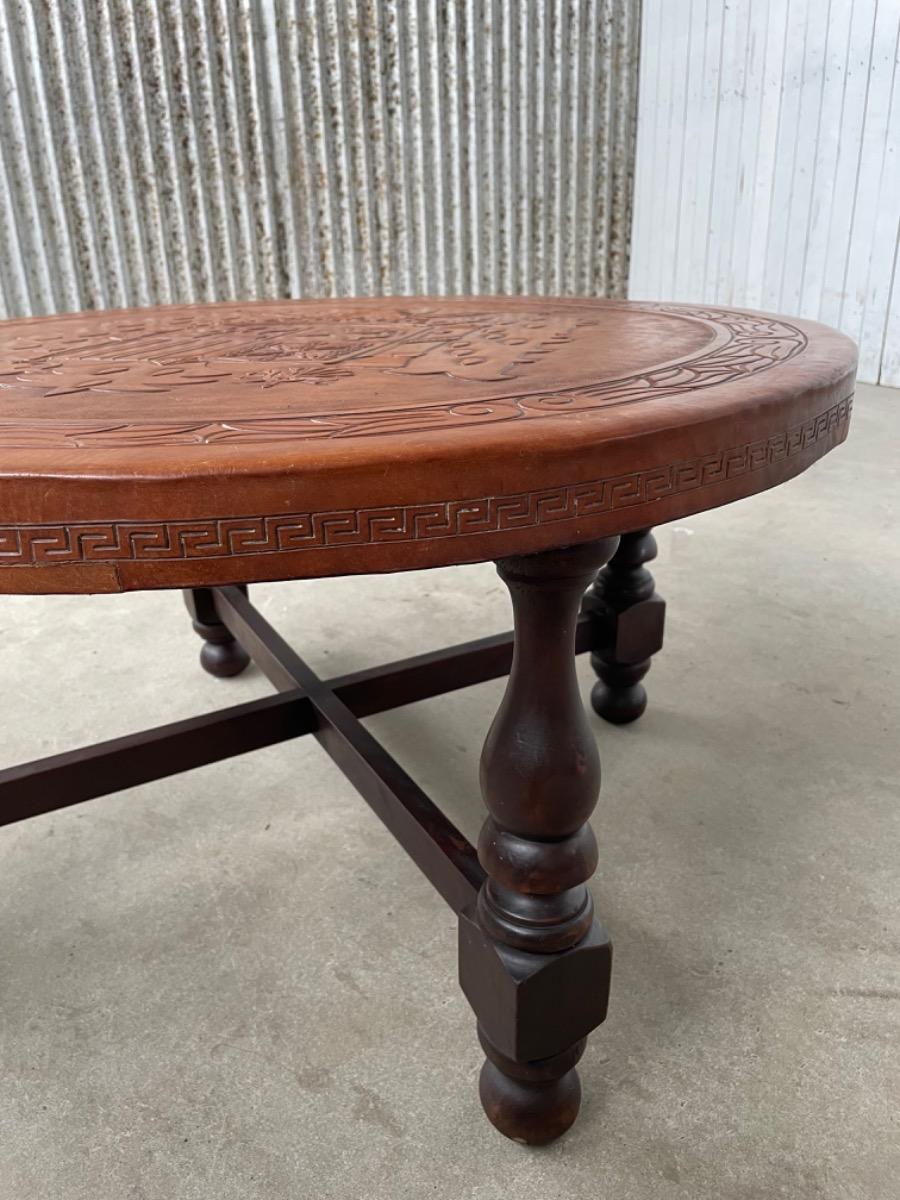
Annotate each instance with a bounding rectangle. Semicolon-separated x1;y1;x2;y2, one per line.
0;297;856;594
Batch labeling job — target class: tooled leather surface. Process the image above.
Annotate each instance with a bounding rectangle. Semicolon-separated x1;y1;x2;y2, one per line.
0;396;850;567
0;300;807;449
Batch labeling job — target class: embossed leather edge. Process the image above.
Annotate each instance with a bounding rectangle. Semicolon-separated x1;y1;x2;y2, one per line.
0;395;852;570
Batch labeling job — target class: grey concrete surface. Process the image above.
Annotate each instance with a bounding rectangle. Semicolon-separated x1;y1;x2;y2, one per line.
1;382;898;1199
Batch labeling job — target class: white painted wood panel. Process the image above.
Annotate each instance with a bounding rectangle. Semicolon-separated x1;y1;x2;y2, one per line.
630;0;900;386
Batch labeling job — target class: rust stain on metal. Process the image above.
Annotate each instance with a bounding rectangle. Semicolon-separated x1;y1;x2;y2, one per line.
0;0;640;317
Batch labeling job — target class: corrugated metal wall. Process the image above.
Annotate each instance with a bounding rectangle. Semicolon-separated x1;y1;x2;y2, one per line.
629;0;900;386
0;0;641;318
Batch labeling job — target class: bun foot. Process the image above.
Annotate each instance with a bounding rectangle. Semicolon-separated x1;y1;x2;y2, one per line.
479;1061;582;1145
183;587;250;679
478;1030;586;1145
199;637;250;678
590;663;649;725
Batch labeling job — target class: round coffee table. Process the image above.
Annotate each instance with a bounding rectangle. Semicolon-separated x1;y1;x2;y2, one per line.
0;297;856;1143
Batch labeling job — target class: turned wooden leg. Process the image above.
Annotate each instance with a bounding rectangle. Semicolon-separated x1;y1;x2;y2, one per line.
183;586;250;678
582;528;666;724
458;539;618;1144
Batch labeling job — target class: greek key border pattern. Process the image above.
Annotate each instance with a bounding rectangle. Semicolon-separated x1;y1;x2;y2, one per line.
0;397;851;570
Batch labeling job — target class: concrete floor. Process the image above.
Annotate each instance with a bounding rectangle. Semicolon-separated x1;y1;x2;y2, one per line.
0;381;897;1199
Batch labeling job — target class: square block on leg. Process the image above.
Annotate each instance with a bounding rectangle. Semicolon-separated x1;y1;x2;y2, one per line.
458;907;612;1064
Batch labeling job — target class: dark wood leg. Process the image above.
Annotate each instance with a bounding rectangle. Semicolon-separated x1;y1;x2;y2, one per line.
582;528;666;724
458;539;618;1144
183;586;250;678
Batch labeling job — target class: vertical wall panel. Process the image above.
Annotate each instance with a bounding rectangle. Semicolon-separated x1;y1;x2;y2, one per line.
0;0;641;318
630;0;900;386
